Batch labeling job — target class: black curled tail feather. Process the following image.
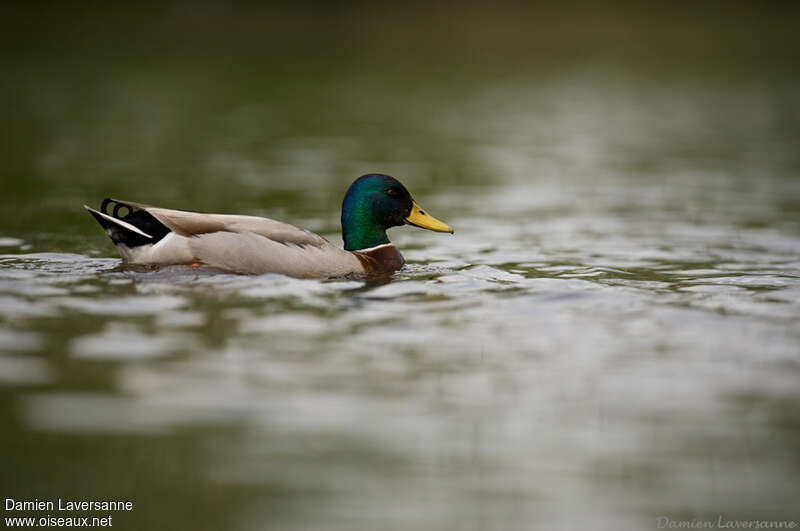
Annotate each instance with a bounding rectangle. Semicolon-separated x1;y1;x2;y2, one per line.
87;198;171;248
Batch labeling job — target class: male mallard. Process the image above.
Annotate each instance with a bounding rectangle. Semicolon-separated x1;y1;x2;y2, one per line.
85;173;453;278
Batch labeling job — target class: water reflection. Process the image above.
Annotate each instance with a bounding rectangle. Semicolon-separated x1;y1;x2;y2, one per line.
2;191;798;529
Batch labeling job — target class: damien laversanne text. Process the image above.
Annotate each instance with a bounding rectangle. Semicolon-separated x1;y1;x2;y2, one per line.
5;498;133;512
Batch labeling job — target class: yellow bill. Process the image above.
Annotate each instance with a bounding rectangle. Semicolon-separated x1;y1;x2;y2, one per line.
404;202;454;233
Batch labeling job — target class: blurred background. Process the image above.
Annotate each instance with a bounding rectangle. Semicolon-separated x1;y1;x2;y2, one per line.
1;2;799;530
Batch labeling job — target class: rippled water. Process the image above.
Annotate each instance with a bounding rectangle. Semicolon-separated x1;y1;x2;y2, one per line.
2;4;800;530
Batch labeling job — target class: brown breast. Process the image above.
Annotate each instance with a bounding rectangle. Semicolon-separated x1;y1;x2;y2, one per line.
353;244;405;275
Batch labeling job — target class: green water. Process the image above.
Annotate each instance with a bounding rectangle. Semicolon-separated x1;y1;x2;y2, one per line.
1;4;799;530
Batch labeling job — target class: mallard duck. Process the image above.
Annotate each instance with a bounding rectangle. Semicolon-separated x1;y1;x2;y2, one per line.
85;173;453;278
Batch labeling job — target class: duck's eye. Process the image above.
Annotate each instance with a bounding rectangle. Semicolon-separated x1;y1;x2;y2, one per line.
386;188;399;197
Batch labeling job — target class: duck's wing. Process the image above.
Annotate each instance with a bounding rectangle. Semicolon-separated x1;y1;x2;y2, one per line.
86;198;363;278
118;199;328;247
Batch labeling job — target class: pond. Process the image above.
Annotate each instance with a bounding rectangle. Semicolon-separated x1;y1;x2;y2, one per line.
1;4;799;530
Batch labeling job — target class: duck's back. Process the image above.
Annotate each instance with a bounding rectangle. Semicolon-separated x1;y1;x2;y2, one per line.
85;199;364;278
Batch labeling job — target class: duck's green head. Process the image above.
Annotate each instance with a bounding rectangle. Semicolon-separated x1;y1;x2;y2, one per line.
341;174;453;251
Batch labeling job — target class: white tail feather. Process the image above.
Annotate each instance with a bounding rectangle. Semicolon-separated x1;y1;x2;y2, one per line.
83;205;153;239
